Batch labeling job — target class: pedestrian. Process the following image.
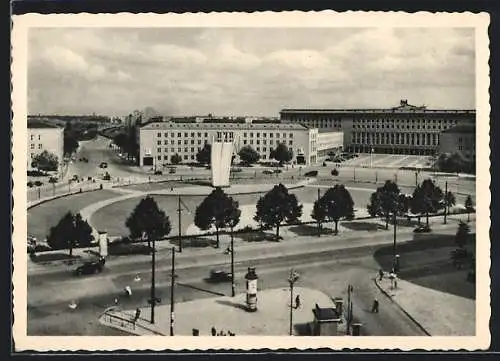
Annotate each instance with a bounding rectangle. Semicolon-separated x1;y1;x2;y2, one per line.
394;275;398;289
134;307;141;322
371;298;379;313
211;326;216;336
170;187;173;191
295;294;301;309
378;269;384;281
113;297;119;306
124;285;132;297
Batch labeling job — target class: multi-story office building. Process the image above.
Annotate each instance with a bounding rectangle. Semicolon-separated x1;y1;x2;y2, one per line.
139;121;318;167
280;100;476;155
439;124;476;161
27;121;64;171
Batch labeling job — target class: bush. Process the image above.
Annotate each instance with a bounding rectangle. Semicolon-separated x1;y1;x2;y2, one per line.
108;243;154;255
331;169;339;176
27;170;48;177
49;176;58;183
34;181;43;187
27;181;34;188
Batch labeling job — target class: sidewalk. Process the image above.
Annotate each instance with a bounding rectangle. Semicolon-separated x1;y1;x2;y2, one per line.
374;275;475;336
99;287;341;336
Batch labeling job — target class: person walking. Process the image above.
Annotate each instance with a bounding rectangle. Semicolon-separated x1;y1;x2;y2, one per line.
211;327;217;336
378;269;384;281
371;298;379;313
134;308;141;323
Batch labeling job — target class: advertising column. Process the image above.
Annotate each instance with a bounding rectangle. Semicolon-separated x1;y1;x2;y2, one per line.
245;267;259;312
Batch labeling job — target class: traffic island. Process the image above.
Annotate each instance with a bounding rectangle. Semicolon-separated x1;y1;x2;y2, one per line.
99;287;348;336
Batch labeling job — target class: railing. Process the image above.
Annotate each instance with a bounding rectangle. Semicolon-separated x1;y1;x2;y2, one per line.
101;308;165;335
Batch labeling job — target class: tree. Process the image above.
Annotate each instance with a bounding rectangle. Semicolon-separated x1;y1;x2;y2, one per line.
170;153;182;165
125;196;171;247
455;221;470;249
366;180;401;230
31;150;59;171
270;142;293;165
464;195;475;222
254;183;302;239
194;187;241;248
313;185;354;235
47;212;93;256
196;143;212;165
238;146;260;166
444;191;456;216
64;134;79;155
413;179;444;227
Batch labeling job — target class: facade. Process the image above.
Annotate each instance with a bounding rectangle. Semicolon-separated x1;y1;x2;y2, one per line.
27;122;64;171
280;100;476;155
439;124;476;161
139;121;318;168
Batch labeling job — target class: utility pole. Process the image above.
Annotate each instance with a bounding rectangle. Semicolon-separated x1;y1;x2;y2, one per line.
177;195;182;253
346;284;353;335
353;168;356;182
317;188;321;237
392;211;397;271
170;247;175;336
288;269;300;336
149;237;157;324
231;226;235;297
444;181;448;224
415;171;418;187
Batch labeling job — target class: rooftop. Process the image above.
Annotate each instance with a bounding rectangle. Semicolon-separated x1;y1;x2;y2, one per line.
27;120;62;129
141;121;309;131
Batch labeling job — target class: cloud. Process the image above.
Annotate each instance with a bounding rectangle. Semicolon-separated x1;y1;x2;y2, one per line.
27;27;475;116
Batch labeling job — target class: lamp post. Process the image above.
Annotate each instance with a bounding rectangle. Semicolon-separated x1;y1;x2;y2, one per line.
444;181;448;225
317;188;321;237
230;226;235;297
149;237;160;324
346;284;353;334
170;247;175;336
177;195;182;253
392;211;397;271
288;269;300;336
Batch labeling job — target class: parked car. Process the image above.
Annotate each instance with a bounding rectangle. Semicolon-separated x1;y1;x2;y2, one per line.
154;170;163;175
413;224;431;233
263;170;273;175
99;162;108;168
304;170;318;177
73;258;105;276
273;169;282;174
72;174;79;181
207;269;232;283
331;169;339;176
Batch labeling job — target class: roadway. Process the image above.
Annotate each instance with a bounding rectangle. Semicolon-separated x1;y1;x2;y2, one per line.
27;222;468;336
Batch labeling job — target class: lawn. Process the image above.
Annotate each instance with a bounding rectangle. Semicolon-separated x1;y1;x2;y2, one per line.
373;234;476;300
28;190;120;241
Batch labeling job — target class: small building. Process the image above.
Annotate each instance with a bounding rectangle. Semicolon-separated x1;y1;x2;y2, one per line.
311;303;342;336
27;120;64;174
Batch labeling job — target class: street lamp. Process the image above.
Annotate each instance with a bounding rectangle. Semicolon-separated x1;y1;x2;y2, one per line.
288;269;300;336
230;226;235;297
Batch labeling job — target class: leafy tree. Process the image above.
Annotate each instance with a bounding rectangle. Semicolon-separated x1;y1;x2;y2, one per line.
238;146;260;166
444;191;456;216
170;153;182;165
455;221;470;249
397;194;412;217
413;179;444;227
125;196;171;247
47;212;93;256
113;132;128;150
31;150;59;172
312;185;354;235
64;134;79;155
270;142;293;165
196;143;212;165
464;195;475;222
254;183;302;239
366;180;401;230
194;187;241;248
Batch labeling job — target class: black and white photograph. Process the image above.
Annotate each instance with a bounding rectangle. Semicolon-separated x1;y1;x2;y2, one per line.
11;11;490;351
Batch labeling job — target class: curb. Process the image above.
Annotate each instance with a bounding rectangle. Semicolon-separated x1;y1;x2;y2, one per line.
373;277;431;336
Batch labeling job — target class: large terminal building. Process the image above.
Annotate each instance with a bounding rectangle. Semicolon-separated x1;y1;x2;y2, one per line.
280;100;476;156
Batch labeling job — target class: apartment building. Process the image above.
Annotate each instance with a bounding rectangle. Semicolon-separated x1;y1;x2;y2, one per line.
27;121;64;171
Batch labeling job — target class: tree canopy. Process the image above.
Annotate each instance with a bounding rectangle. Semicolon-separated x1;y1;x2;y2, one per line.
464;195;474;222
444;191;456;215
367;180;401;229
170;153;182;165
125;196;171;246
270;142;293;165
312;184;355;234
47;212;93;256
455;221;470;249
196;143;212;165
238;146;260;166
254;183;302;238
194;187;241;248
411;179;444;227
31;150;59;172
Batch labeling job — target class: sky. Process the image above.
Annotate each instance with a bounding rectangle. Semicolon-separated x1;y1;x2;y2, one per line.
27;27;475;117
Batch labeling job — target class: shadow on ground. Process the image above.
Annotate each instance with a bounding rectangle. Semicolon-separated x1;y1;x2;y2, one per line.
215;299;248;311
169;237;217;249
373;233;476;300
287;224;337;237
31;252;80;264
342;221;386;232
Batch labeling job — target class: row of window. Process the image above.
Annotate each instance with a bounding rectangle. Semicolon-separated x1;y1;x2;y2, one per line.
156;153;275;161
29;135;42;141
30;143;43;150
353;124;449;130
242;139;293;146
288;117;461;125
351;132;440;146
155;131;295;139
156;146;287;154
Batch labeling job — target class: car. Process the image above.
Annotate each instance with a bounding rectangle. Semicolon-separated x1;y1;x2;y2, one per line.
263;170;273;175
207;269;232;283
72;174;79;181
413;224;431;233
73;259;105;276
304;170;318;177
273;169;282;174
331;169;339;176
99;162;108;168
154;170;163;175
